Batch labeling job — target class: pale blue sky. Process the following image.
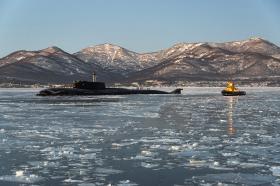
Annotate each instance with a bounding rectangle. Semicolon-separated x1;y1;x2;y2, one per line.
0;0;279;57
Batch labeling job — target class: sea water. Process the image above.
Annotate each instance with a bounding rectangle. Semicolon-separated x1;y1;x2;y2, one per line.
0;87;280;185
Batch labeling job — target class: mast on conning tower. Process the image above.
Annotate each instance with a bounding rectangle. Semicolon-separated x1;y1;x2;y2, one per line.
92;72;96;82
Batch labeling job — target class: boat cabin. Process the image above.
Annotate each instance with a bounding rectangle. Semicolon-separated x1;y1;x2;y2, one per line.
224;81;239;92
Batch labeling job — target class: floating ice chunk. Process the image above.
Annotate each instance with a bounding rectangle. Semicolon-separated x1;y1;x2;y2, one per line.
194;173;275;185
141;150;153;156
132;150;158;160
220;119;226;123
37;134;60;139
16;170;24;177
200;136;220;142
132;155;150;160
192;143;198;148
168;145;180;151
140;162;159;169
213;161;219;166
239;163;266;168
187;159;208;167
64;178;84;183
79;153;96;160
143;112;159;118
0;173;43;183
139;137;182;144
208;162;235;170
209;166;235;171
78;183;96;186
40;147;55;152
51;175;65;180
28;161;60;169
189;159;207;164
112;143;122;148
177;150;208;158
243;133;251;136
112;141;138;149
221;152;239;157
150;144;161;149
0;128;5;133
209;128;222;131
227;159;240;166
95;168;123;175
270;166;280;177
117;179;138;186
81;148;102;153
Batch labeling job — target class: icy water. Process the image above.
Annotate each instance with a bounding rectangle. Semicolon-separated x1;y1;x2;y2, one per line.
0;88;280;186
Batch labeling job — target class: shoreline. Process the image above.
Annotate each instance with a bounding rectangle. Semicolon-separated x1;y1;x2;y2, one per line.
1;85;280;88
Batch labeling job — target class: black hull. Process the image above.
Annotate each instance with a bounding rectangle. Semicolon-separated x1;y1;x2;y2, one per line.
221;90;246;96
37;88;183;96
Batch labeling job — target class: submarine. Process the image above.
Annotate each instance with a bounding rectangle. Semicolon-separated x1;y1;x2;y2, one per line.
221;81;246;96
37;73;182;96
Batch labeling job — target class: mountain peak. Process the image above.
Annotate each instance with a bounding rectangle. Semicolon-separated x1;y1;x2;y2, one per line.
79;43;129;55
246;37;279;48
95;43;125;51
248;37;265;41
41;46;64;53
102;43;121;47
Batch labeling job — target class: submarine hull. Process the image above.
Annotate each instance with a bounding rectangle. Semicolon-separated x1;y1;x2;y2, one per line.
37;88;183;96
221;90;246;96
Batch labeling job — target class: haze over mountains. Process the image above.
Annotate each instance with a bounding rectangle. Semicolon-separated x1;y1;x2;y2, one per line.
1;37;280;86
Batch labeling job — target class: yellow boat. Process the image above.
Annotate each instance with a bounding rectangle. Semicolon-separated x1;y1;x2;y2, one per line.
221;81;246;96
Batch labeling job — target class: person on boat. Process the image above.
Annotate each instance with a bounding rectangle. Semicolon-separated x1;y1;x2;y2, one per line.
224;81;239;92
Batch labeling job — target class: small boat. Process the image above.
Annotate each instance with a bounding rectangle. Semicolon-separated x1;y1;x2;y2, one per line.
221;81;246;96
37;81;182;96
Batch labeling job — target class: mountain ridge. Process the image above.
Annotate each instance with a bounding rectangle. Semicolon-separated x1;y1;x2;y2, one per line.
1;37;280;86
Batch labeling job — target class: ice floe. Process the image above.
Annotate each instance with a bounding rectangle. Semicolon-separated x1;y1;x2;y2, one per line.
271;166;280;177
0;171;43;184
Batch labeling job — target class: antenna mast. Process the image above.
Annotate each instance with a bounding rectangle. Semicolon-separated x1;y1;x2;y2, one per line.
92;72;96;82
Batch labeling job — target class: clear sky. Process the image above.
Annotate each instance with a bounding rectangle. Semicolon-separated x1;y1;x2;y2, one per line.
0;0;279;57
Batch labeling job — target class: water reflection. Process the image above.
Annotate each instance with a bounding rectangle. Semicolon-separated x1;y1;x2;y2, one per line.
227;96;238;135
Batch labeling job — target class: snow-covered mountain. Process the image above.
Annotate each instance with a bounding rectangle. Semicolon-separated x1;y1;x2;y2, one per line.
209;37;280;58
1;37;280;86
0;47;114;84
74;43;160;75
128;38;280;85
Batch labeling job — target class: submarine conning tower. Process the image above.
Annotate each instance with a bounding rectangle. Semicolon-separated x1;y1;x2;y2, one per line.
73;72;106;90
